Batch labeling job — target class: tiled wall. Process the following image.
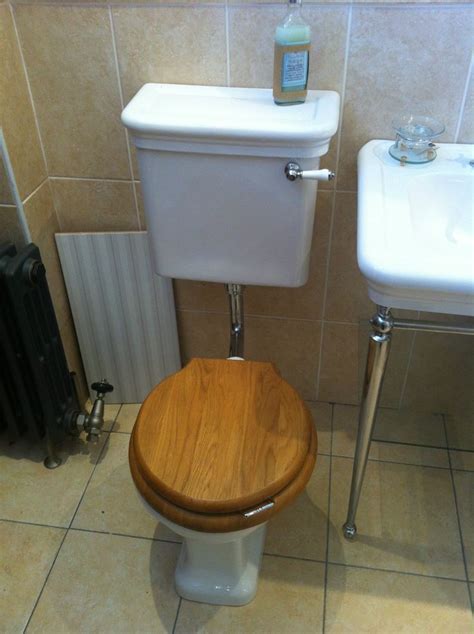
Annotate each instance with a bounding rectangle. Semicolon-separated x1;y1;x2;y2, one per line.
6;0;474;413
0;3;87;402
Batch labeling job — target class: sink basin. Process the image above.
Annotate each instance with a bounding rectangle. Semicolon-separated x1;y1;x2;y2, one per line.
358;140;474;316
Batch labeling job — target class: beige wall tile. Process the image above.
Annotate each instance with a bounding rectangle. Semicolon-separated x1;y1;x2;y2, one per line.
458;72;473;144
329;456;465;578
246;315;321;400
0;6;46;200
0;521;65;634
228;5;349;182
176;556;325;634
453;470;474;580
14;5;130;179
177;310;321;399
324;192;372;322
27;531;180;634
0;205;25;247
318;322;413;407
22;180;87;399
338;6;474;190
51;178;138;232
0;156;14;204
402;331;474;416
113;6;227;106
326;565;473;634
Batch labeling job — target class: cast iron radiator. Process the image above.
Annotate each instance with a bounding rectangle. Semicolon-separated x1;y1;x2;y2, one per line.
0;241;80;446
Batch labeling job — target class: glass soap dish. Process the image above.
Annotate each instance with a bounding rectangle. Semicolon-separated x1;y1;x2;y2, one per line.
388;115;445;164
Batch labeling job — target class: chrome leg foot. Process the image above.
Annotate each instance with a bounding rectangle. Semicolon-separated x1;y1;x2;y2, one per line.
342;522;357;540
343;306;393;539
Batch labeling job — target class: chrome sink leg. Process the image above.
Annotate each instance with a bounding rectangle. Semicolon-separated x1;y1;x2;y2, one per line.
226;283;245;358
343;306;393;540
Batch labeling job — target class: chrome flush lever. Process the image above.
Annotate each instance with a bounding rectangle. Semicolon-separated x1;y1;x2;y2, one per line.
285;161;335;182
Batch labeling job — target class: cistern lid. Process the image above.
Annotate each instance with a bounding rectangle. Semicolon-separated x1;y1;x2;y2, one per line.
121;83;340;157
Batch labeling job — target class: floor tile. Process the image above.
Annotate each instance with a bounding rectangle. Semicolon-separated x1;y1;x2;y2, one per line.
450;450;474;471
27;530;180;634
0;521;65;633
325;564;473;633
307;401;332;455
175;555;325;634
113;403;141;433
453;470;474;581
265;455;329;561
329;457;465;579
0;433;107;527
445;413;474;451
84;402;121;432
332;405;449;468
72;433;178;542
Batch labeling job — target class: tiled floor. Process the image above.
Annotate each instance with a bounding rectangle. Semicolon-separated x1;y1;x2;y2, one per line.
1;402;473;633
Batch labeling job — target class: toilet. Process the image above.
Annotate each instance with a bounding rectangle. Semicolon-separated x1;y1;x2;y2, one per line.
122;84;340;605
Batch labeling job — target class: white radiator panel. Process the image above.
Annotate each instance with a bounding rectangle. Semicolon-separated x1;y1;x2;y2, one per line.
56;231;181;403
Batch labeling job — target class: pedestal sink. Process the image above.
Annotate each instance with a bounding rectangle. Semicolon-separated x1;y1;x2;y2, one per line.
358;140;474;316
343;140;474;540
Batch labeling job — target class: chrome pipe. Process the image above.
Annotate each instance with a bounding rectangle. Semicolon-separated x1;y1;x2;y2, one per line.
392;318;474;335
226;283;245;358
343;306;393;539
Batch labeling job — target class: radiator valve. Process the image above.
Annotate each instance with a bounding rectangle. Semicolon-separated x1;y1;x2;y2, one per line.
76;380;114;443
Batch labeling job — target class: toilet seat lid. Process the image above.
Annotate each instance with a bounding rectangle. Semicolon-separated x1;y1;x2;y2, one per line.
131;358;314;514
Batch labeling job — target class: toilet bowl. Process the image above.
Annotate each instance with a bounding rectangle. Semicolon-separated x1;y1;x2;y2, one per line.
129;357;317;605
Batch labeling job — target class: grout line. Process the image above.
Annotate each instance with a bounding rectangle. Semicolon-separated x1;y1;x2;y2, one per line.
224;0;231;87
109;403;123;433
331;452;453;471
315;6;353;401
171;597;182;634
10;4;49;175
21;177;48;206
0;517;65;531
327;560;469;584
263;552;326;565
49;175;135;184
108;7;142;229
69;526;181;546
442;414;473;607
397;330;417;409
454;50;473;143
23;432;113;631
322;403;334;633
22;529;69;633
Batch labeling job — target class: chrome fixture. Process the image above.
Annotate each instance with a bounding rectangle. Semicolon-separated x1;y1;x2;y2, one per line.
74;380;114;444
226;284;245;358
243;500;275;518
388;115;445;165
285;162;335;181
343;306;474;540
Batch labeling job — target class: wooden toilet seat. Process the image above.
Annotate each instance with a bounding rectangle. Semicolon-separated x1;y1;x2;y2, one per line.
129;358;317;532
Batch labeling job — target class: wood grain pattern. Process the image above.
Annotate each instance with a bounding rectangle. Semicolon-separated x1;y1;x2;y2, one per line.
131;358;315;514
129;420;317;533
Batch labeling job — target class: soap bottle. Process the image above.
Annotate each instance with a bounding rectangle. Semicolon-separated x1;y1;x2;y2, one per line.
273;0;311;106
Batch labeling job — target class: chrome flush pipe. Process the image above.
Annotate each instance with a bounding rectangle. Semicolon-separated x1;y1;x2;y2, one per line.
226;283;245;358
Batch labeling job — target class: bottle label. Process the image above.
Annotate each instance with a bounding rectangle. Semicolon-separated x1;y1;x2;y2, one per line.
273;42;310;103
282;51;309;89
